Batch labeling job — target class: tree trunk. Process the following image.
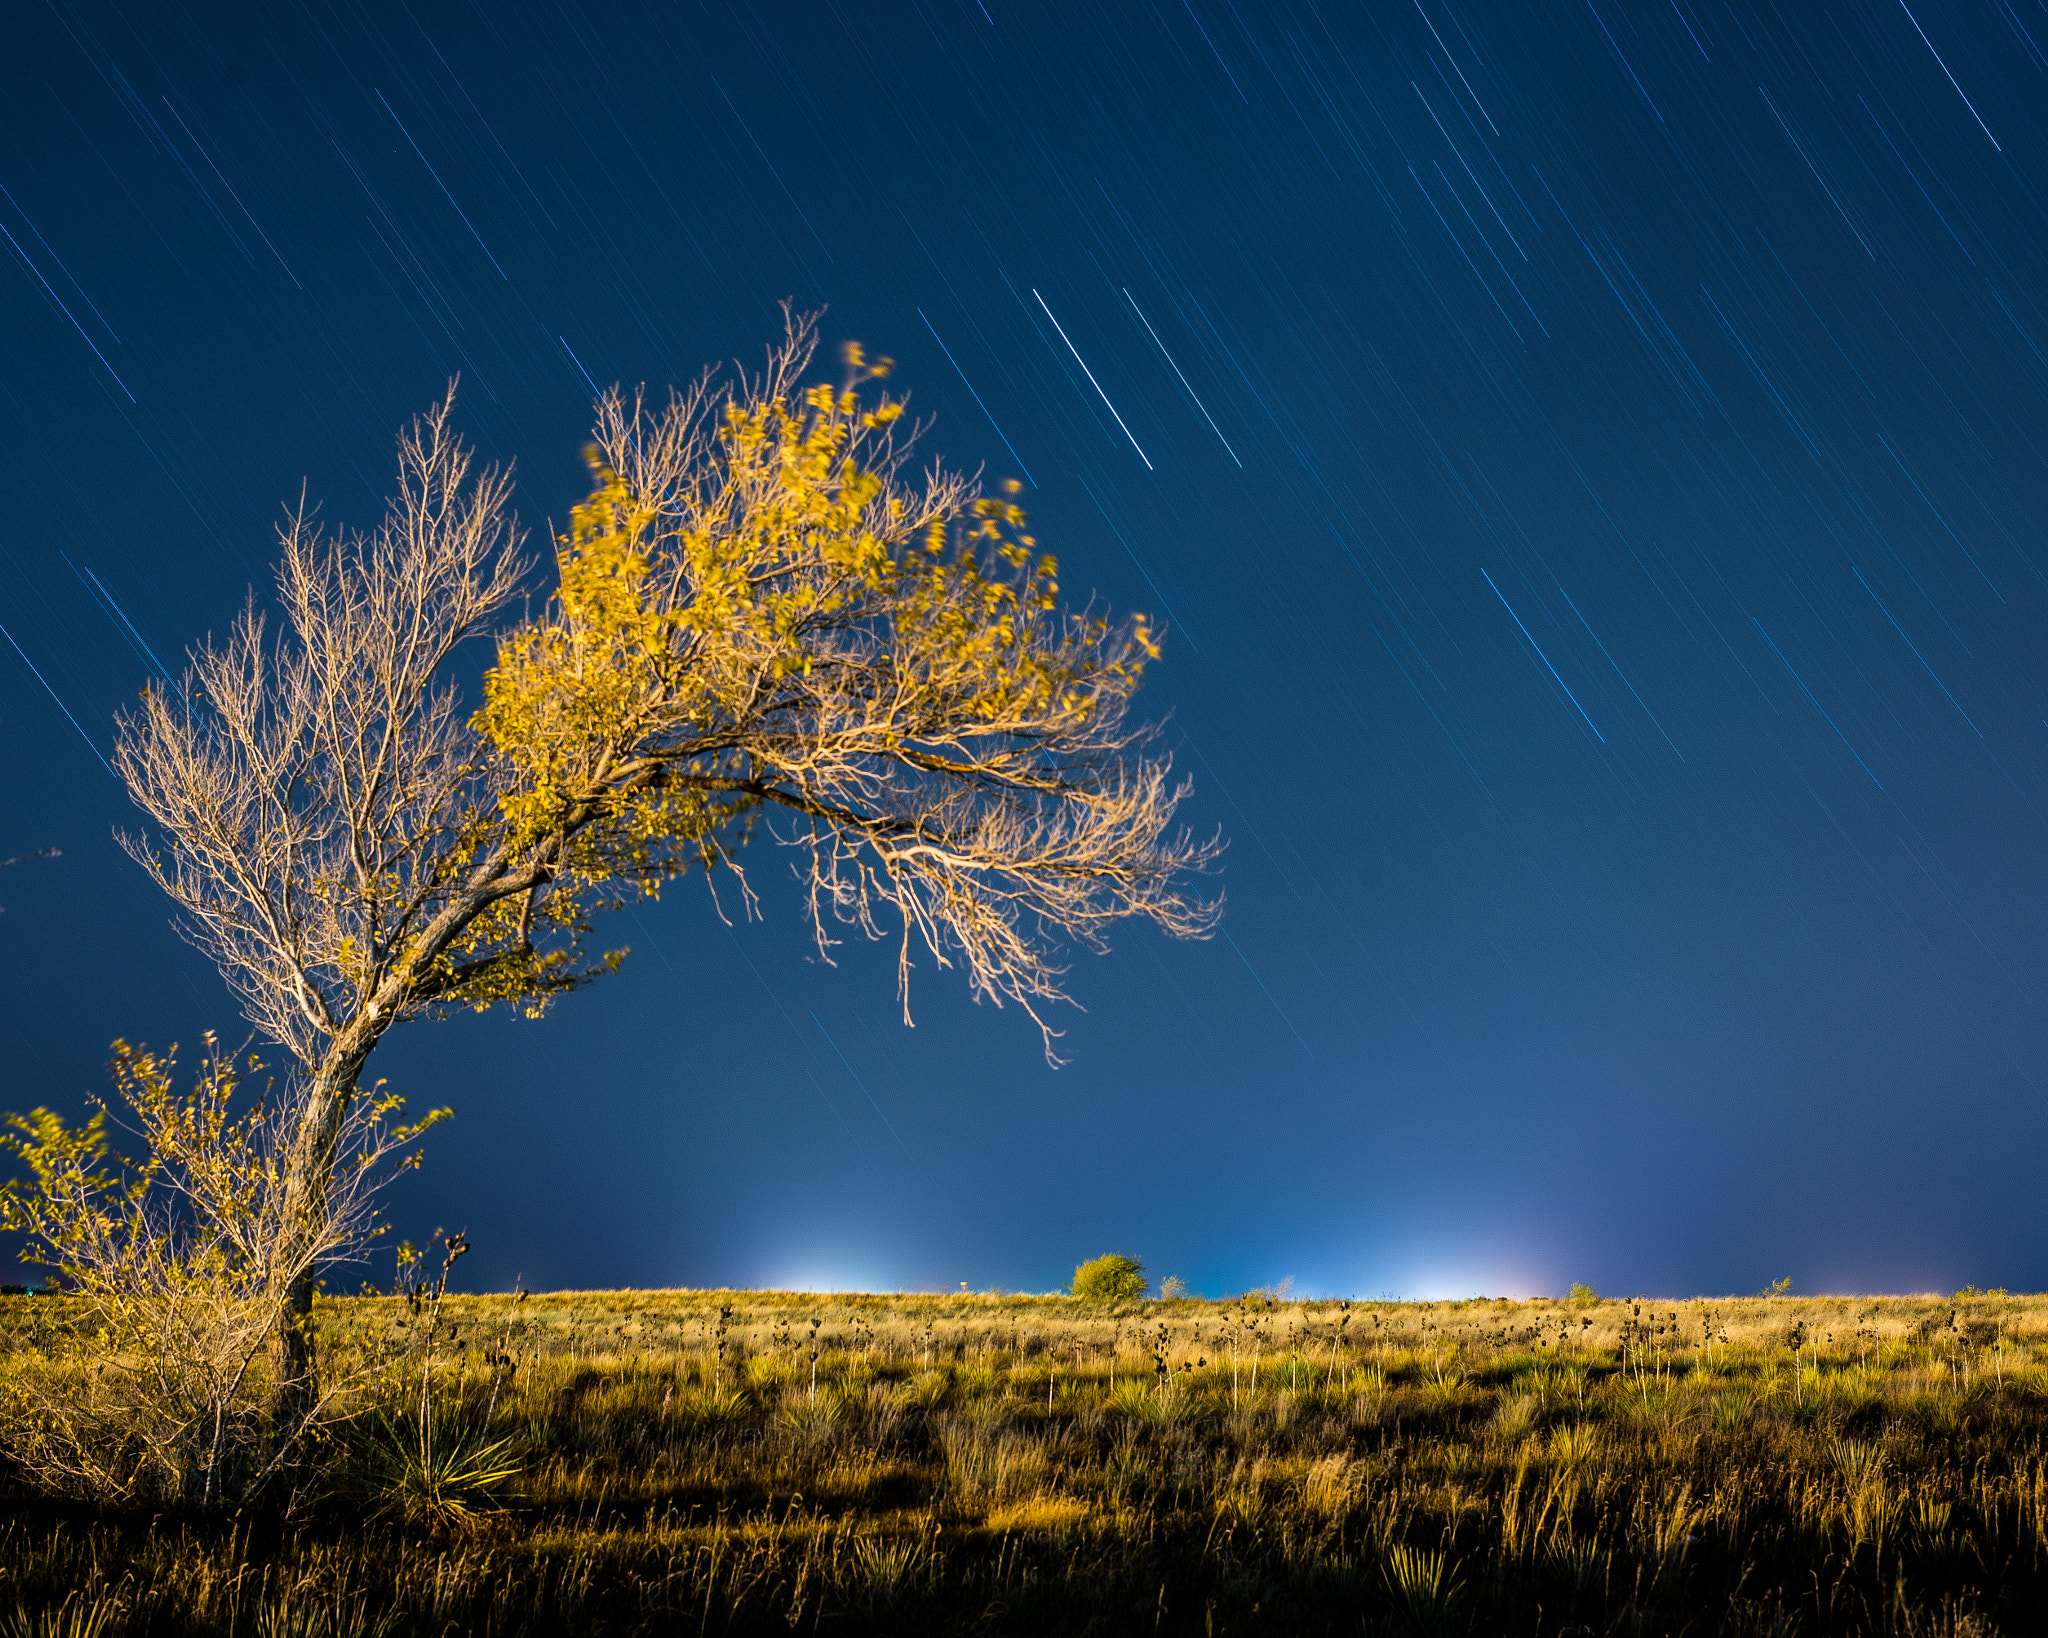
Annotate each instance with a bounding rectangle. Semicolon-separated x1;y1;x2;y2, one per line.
266;898;510;1444
268;1026;380;1447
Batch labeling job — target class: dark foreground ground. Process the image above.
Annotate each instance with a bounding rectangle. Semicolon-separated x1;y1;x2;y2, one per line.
2;1288;2043;1635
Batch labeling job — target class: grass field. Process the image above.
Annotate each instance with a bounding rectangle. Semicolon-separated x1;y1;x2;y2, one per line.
3;1286;2045;1635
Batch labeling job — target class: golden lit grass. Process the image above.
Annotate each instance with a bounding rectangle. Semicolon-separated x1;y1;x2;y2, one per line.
0;1286;2042;1634
982;1493;1091;1533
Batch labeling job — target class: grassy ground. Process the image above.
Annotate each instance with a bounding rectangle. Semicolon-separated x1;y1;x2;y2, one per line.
3;1287;2046;1635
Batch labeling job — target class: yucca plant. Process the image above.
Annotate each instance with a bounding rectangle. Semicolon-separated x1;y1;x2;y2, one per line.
1422;1357;1467;1410
906;1368;952;1410
845;1528;931;1604
682;1382;752;1428
1913;1494;1958;1556
0;1594;123;1638
1381;1542;1461;1630
351;1406;520;1529
1543;1533;1601;1592
1547;1422;1602;1469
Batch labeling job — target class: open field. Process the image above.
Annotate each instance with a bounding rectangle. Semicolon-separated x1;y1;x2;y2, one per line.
4;1288;2048;1634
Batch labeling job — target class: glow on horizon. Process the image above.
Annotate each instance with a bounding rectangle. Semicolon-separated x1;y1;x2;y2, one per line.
1372;1259;1556;1302
757;1267;900;1294
754;1249;1564;1303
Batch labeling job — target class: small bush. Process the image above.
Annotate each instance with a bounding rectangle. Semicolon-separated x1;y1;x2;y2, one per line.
0;1039;443;1506
1071;1254;1146;1302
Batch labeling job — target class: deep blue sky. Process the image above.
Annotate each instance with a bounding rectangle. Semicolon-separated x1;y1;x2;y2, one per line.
4;0;2047;1300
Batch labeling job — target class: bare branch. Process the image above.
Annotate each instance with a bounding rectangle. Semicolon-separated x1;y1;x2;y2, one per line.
113;389;530;1068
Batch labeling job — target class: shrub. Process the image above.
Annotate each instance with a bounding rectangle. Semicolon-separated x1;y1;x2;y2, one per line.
1566;1282;1599;1307
1071;1254;1146;1302
0;1037;443;1505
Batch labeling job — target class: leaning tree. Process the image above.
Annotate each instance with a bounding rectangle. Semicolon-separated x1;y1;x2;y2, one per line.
114;312;1221;1419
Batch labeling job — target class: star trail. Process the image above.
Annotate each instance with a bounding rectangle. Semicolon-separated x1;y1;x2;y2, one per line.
4;0;2048;1301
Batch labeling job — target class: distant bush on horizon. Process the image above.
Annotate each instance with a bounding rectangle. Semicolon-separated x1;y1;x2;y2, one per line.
1070;1254;1146;1302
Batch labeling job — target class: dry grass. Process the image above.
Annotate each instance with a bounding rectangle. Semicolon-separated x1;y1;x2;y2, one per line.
0;1287;2044;1634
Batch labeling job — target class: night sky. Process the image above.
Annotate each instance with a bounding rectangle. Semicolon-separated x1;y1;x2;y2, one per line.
4;0;2047;1301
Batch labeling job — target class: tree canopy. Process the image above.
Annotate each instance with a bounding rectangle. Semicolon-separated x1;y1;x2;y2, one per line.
109;312;1221;1412
119;314;1219;1079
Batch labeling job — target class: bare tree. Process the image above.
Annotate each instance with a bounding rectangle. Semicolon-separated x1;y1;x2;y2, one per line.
113;313;1221;1421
